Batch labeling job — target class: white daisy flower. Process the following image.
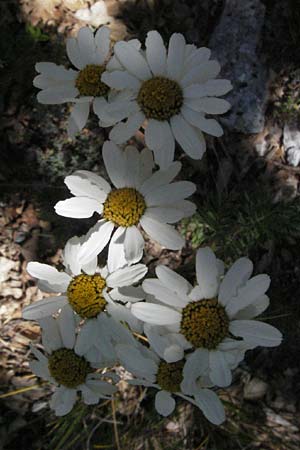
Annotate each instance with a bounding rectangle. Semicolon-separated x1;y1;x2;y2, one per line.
98;30;232;168
143;323;192;363
115;342;225;424
54;142;196;264
131;247;282;387
33;26;114;137
30;305;117;416
23;234;147;329
76;304;142;367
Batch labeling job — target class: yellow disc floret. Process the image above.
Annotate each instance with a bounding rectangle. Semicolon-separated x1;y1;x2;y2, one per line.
103;188;146;227
156;360;184;393
137;76;183;121
75;64;109;97
180;299;229;349
48;348;91;388
67;274;107;318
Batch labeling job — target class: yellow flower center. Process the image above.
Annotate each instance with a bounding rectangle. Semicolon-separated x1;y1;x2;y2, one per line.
137;76;183;121
67;274;107;318
156;360;184;393
75;64;109;97
180;299;229;350
103;188;146;227
48;348;91;388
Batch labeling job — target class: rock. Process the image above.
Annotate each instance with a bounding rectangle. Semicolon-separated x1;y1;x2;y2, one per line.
243;377;268;400
0;257;15;283
283;120;300;166
209;0;268;134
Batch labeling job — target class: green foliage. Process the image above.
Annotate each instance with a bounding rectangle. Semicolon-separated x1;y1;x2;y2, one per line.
274;69;300;120
25;24;50;42
47;403;91;450
181;188;300;262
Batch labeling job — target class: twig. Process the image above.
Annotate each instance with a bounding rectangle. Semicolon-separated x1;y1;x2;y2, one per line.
0;384;42;398
111;397;121;450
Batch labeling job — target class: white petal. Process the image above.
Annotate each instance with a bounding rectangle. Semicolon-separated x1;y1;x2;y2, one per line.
181;349;209;395
109;111;144;144
107;226;126;273
143;278;189;308
35;62;78;80
144;181;195;207
29;359;52;381
229;320;282;347
226;275;271;318
177;200;197;218
86;379;117;396
184;79;232;98
111;286;145;304
39;316;63;352
75;319;98;356
27;262;71;292
102;140;127;188
97;96;139;124
145;31;167;76
139;148;155;187
167;33;185;81
156;265;192;296
107;263;147;288
116;344;157;379
218;257;253;306
184;47;211;69
140;217;184;250
234;295;270;320
101;70;140;91
22;296;68;320
80;384;100;404
196;247;220;298
57;305;76;349
186;97;231;115
209;351;232;387
77;27;96;66
163;345;184;363
181;106;223;137
131;303;181;325
123;226;145;264
73;170;111;194
37;86;78;104
114;41;152;80
67;102;90;138
62;236;82;276
181;61;221;87
78;220;114;265
106;301;142;333
66;38;84;69
145;119;175;170
194;389;225;425
50;386;77;416
144;207;184;224
155;390;175;416
188;285;205;301
54;197;102;218
123;145;141;188
140;161;181;196
144;325;183;362
170;114;206;159
94;26;111;65
64;174;107;201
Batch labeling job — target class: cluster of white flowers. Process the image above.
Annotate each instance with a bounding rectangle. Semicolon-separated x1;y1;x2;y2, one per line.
23;26;282;424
